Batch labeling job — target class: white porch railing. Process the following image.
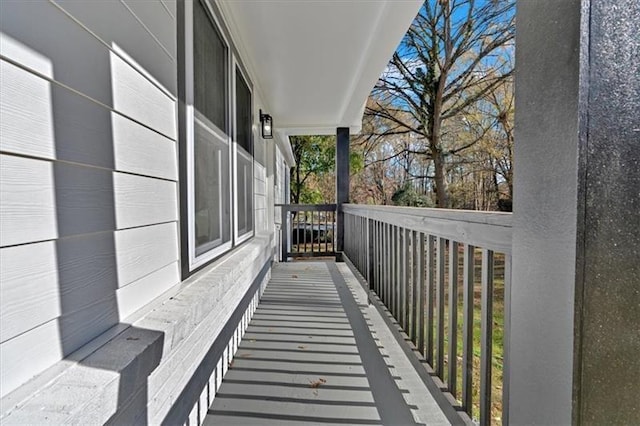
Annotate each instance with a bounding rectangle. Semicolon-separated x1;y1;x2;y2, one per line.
343;204;512;426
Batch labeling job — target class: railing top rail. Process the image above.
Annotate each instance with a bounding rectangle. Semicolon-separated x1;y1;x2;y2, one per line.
276;203;337;212
343;203;512;254
343;204;512;226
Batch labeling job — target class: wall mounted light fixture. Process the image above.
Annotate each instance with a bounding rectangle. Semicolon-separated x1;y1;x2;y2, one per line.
259;109;273;139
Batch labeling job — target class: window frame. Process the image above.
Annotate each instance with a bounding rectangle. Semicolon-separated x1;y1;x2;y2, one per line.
232;57;255;245
180;0;256;275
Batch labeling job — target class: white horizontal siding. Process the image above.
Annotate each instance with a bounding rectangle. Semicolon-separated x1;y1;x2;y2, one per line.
1;1;117;108
110;52;176;139
255;163;267;232
0;242;60;343
1;60;177;178
0;320;63;399
122;0;176;59
112;112;178;181
114;222;179;287
114;173;178;230
0;0;180;399
54;0;176;94
0;60;55;159
0;231;124;344
0;1;177;134
116;261;180;320
0;155;57;247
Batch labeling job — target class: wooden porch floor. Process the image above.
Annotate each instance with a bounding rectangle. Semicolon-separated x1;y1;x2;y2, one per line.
205;261;451;426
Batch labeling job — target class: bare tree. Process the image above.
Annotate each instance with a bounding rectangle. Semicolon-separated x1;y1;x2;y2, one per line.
366;0;515;207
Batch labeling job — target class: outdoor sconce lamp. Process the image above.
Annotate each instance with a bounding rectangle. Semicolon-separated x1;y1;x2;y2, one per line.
260;109;273;139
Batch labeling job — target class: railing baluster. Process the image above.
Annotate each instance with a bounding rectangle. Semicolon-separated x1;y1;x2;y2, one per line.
305;210;309;254
394;225;399;318
391;226;397;318
417;232;426;356
360;217;364;271
387;223;392;308
398;227;403;328
502;253;512;426
375;221;380;294
426;235;435;366
323;211;327;254
382;223;386;305
396;227;402;321
295;209;300;254
404;228;411;333
448;241;459;397
480;249;494;426
332;210;336;254
313;210;317;256
384;222;388;304
462;244;475;415
436;237;446;377
388;224;392;312
281;207;288;261
411;230;419;344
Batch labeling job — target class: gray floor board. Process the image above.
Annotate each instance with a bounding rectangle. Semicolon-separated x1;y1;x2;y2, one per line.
206;261;448;426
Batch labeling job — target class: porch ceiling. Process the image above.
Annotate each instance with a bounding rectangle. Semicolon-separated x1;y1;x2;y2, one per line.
219;0;421;137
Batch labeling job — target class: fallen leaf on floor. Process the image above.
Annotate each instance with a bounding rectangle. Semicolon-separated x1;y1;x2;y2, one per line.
309;378;327;388
297;345;306;350
292;275;298;278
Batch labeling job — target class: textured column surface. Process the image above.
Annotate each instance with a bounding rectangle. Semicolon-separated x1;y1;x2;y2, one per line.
511;0;639;424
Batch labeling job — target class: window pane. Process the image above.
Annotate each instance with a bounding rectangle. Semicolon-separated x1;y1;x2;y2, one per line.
235;68;253;237
235;68;252;153
237;149;253;235
194;0;226;133
195;122;230;256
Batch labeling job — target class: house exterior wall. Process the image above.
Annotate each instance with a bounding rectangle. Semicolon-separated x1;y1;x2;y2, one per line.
0;0;278;422
0;0;181;397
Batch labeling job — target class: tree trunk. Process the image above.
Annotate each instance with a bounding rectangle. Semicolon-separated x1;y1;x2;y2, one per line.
432;147;449;208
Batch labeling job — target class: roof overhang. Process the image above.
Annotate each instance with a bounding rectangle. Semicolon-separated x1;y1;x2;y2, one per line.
218;0;421;141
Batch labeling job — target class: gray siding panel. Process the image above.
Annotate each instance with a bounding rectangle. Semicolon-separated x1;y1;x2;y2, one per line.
0;242;59;343
0;0;179;398
123;0;177;59
0;155;57;247
1;1;116;108
114;222;179;287
116;261;180;319
113;173;178;230
54;0;177;94
0;60;56;159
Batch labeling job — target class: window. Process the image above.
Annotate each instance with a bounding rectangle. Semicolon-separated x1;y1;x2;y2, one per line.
183;0;255;272
234;65;253;241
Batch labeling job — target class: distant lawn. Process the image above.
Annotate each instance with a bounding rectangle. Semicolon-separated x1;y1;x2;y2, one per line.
440;251;505;425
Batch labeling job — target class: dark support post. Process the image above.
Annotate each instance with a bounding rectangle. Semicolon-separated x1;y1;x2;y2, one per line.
511;1;639;424
335;127;350;261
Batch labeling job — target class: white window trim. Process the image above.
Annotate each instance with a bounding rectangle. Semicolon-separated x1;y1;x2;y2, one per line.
232;55;255;245
185;0;234;271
